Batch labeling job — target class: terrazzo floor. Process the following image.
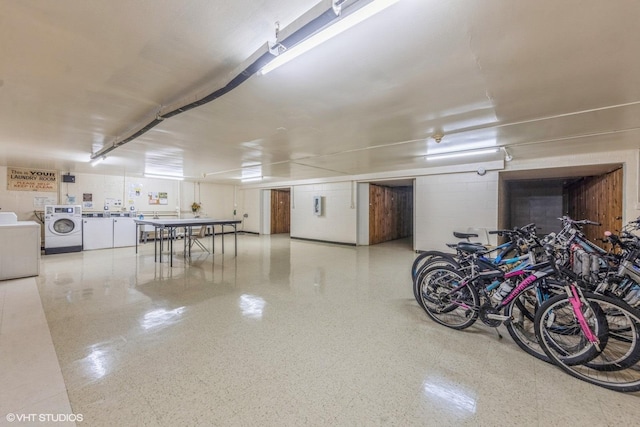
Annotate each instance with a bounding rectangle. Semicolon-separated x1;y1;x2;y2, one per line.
2;233;639;425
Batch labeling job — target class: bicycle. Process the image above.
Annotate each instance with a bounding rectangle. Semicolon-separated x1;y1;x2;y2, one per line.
534;246;640;392
417;242;564;362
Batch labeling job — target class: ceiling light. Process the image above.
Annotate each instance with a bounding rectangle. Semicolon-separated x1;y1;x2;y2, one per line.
425;148;500;161
258;0;401;75
241;176;263;183
144;173;184;181
90;156;105;167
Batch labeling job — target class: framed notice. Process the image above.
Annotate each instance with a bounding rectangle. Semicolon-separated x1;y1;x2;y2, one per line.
7;167;58;192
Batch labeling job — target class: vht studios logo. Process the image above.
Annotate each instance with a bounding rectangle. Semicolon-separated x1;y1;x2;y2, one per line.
5;413;83;423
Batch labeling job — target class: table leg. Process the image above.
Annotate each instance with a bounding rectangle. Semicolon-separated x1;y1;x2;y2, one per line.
234;224;237;256
184;226;188;259
135;223;138;254
221;225;225;253
159;226;163;264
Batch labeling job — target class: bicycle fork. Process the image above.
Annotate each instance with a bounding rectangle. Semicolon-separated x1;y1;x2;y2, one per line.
564;284;602;351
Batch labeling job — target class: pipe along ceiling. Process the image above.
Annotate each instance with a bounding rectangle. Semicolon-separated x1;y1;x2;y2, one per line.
91;0;361;161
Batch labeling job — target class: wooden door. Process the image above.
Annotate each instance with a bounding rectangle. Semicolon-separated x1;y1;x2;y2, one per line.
270;189;290;234
369;184;413;245
565;167;623;247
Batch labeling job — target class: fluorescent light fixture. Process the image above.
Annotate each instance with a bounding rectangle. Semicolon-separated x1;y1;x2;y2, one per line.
425;148;499;161
144;173;184;181
90;156;105;167
241;176;263;183
258;0;401;75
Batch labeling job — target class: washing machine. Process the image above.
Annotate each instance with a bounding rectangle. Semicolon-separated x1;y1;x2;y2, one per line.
44;205;82;254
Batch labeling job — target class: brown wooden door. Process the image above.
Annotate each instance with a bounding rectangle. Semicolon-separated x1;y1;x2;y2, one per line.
369;184;413;245
565;167;623;247
270;189;290;234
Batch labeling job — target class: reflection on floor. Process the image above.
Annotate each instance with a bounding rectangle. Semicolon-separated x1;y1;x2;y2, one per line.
3;234;639;425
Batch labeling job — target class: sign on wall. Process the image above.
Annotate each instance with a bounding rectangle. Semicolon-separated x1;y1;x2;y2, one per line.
7;167;58;192
148;192;168;205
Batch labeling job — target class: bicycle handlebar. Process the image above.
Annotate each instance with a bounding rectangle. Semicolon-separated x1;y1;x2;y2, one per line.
557;216;601;227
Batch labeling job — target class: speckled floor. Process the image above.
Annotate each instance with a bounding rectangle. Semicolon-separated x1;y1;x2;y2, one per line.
4;234;640;425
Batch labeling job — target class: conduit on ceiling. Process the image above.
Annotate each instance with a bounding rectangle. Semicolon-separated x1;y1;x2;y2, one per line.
91;0;360;161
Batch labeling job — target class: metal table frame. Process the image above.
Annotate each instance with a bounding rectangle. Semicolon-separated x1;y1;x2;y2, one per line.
134;218;241;267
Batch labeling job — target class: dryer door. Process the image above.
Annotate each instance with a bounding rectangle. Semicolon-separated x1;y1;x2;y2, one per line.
50;218;77;235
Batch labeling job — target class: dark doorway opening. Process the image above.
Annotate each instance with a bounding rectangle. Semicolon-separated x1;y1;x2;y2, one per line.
500;165;622;247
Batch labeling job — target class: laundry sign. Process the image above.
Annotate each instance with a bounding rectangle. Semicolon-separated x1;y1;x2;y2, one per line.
7;167;58;192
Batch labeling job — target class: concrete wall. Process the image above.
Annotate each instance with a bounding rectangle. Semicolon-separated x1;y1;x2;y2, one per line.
236;149;640;251
357;182;370;245
415;171;499;250
290;182;357;245
236;188;261;233
0;167;237;221
23;147;619;250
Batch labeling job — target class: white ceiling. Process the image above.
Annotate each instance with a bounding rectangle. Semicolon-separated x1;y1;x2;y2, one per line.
1;0;639;184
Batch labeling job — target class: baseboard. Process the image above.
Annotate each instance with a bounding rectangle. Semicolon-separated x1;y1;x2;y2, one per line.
290;236;356;246
44;245;82;255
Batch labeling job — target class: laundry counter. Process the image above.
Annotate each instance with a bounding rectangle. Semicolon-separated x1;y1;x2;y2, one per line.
0;221;41;281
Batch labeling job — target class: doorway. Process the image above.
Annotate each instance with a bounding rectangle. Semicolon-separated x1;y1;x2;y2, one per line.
270;189;290;234
368;182;414;245
500;164;622;246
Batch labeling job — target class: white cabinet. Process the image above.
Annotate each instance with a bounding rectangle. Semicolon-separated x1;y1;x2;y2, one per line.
83;217;137;250
0;221;41;280
113;218;136;248
82;218;114;250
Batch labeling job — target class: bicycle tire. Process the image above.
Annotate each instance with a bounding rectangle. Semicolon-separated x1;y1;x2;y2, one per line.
584;301;640;371
535;292;640;392
418;265;479;330
411;251;458;280
412;255;460;304
504;279;565;362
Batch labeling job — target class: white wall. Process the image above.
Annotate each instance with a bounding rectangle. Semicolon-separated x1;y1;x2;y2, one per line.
0;167;238;220
182;181;236;219
70;173;181;215
0;166;59;221
232;148;640;248
414;171;499;251
357;182;369;245
262;190;271;235
236;188;261;233
290;182;357;244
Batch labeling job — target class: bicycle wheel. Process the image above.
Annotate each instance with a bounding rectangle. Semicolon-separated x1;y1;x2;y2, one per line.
411;251;459;280
418;265;479;330
584;301;640;371
535;292;640;392
412;255;460;304
504;279;565;362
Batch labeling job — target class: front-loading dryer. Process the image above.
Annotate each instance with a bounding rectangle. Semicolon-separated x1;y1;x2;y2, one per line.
44;205;82;254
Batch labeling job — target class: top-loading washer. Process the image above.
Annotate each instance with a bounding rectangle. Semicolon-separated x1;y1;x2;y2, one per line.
44;205;82;254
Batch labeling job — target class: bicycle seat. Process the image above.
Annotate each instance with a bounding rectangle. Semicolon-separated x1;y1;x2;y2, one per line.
447;242;483;249
456;242;487;254
453;231;479;239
